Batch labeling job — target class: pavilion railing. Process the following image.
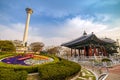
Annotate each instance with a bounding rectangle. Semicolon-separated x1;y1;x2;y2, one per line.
58;55;120;80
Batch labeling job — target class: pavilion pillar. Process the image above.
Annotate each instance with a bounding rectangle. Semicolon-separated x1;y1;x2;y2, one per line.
71;48;73;57
97;47;100;56
96;48;99;56
75;49;77;57
89;45;92;56
96;48;98;56
101;46;104;56
78;49;81;56
94;46;97;56
100;46;103;56
84;46;86;56
103;46;107;56
97;48;99;56
80;49;82;56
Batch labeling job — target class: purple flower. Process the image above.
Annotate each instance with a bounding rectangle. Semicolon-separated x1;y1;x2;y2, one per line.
1;56;29;66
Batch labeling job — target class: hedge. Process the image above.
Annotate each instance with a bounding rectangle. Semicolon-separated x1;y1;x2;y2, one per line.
0;53;15;59
0;54;81;80
38;58;81;80
0;68;27;80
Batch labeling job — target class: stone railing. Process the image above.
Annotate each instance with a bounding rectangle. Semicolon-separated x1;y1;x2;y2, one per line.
58;55;120;80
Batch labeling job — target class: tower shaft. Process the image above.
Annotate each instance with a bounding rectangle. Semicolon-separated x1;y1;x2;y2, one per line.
23;8;33;47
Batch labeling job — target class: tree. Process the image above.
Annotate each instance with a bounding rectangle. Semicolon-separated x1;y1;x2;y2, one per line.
12;40;23;47
46;46;62;55
62;48;71;57
104;43;118;56
30;42;44;53
0;40;16;52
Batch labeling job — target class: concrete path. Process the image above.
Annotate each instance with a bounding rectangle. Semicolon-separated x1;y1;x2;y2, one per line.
27;73;39;80
106;64;120;80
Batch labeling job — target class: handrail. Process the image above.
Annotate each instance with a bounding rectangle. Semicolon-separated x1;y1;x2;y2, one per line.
98;73;108;80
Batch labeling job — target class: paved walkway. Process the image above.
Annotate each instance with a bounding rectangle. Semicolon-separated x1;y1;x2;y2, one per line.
106;64;120;80
27;73;39;80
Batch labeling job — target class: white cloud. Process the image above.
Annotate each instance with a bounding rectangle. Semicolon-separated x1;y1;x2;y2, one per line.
94;14;111;22
0;24;24;40
0;23;43;43
0;16;120;46
59;16;108;39
96;27;120;40
57;16;120;44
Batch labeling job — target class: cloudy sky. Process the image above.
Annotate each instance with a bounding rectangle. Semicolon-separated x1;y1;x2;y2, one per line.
0;0;120;46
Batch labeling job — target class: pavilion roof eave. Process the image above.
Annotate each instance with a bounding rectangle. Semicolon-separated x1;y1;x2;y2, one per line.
61;33;115;48
61;34;93;46
62;34;98;45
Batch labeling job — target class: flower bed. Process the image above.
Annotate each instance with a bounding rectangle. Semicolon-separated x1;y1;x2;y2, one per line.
1;55;27;65
0;54;81;80
0;54;59;73
24;58;54;65
33;55;49;60
1;55;54;65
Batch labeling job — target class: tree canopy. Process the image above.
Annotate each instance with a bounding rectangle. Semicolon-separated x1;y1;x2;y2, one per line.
46;46;62;55
0;40;16;52
12;40;23;47
30;42;44;53
104;43;118;55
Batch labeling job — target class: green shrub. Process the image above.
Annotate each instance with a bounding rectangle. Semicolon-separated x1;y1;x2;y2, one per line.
0;69;16;80
0;68;27;80
0;53;15;59
0;40;16;52
102;58;111;62
0;61;42;73
0;54;81;80
16;71;28;80
38;58;81;80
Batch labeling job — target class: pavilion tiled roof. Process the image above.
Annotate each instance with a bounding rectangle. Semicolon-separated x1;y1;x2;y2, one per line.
100;38;116;43
61;32;116;48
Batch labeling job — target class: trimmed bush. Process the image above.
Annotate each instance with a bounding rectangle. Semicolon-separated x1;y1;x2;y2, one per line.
38;58;81;80
0;68;27;80
16;70;28;80
102;58;111;62
0;54;81;80
0;53;15;59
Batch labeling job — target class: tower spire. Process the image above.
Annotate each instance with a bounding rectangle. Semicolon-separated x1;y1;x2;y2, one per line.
83;30;87;36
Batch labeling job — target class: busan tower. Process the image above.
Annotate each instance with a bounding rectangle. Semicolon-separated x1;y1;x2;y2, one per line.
23;8;33;47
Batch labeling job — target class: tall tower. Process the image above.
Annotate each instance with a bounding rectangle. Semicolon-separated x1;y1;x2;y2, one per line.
23;8;33;47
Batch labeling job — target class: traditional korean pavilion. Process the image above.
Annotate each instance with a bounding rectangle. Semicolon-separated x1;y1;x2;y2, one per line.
61;31;116;56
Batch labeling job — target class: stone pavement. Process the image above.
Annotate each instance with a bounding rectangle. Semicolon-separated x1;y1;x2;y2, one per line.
106;64;120;80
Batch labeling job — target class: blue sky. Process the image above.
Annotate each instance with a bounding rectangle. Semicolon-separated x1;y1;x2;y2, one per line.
0;0;120;46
